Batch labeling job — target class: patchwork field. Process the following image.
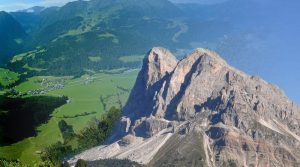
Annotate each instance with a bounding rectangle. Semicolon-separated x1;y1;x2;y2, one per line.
0;69;138;164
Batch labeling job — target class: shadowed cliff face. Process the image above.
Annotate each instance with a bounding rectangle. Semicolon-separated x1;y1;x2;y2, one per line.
70;47;300;167
122;48;177;119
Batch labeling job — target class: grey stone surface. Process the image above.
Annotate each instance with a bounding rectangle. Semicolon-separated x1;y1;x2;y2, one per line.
70;47;300;167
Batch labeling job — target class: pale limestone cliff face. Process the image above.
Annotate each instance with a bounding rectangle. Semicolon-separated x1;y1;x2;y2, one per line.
69;48;300;167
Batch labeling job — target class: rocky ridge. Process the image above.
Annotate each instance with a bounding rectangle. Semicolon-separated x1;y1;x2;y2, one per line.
69;47;300;167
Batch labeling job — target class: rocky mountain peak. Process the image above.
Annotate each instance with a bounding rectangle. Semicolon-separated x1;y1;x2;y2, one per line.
143;47;177;88
187;48;227;65
70;47;300;167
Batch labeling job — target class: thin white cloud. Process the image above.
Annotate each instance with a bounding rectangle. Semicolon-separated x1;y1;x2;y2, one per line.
39;0;77;7
0;3;32;11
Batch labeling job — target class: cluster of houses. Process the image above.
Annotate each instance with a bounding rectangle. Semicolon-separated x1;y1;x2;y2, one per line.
27;78;65;95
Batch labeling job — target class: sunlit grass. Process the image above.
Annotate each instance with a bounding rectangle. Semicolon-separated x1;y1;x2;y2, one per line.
119;55;144;63
88;56;102;62
0;68;20;87
22;64;45;72
0;70;138;164
11;48;46;63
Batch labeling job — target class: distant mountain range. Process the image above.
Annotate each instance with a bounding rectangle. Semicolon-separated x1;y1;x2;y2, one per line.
0;0;264;76
4;0;190;75
0;0;283;78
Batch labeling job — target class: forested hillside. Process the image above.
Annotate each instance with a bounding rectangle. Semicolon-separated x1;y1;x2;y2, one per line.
0;11;26;62
6;0;188;75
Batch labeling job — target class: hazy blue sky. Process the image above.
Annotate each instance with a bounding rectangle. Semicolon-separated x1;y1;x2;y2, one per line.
210;0;300;104
171;0;228;4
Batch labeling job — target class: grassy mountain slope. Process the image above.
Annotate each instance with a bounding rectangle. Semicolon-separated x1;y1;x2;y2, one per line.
8;0;186;76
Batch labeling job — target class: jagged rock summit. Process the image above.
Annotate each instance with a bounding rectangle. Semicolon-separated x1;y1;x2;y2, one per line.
69;47;300;167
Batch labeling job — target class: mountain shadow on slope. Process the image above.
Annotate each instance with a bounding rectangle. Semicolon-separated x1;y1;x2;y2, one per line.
0;95;67;145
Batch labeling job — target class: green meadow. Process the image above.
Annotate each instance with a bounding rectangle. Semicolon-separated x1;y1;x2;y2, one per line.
119;55;144;63
0;69;138;164
0;68;20;87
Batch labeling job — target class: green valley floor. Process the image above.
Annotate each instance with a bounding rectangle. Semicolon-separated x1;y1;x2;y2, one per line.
0;69;138;164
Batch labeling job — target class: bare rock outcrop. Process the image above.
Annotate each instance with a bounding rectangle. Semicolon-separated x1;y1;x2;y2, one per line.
69;47;300;167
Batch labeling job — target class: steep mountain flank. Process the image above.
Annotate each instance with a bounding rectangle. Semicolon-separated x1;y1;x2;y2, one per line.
0;11;26;61
7;0;184;75
69;48;300;167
